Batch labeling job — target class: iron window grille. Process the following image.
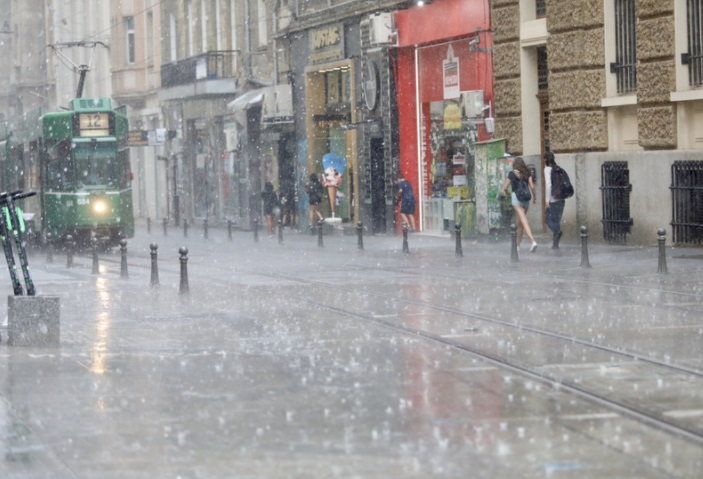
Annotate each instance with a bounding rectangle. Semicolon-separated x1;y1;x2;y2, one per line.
536;0;546;18
670;161;703;244
600;161;633;244
537;46;548;91
683;0;703;86
610;0;636;93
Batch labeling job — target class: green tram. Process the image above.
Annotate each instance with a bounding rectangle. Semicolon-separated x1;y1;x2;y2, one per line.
0;97;134;246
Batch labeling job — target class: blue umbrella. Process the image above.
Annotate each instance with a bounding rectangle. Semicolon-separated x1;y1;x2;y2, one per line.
322;153;346;177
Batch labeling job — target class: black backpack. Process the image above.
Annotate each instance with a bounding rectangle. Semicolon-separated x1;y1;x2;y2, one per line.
551;166;574;200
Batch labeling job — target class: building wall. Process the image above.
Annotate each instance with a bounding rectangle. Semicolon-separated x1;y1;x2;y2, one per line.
492;0;703;245
111;1;167;221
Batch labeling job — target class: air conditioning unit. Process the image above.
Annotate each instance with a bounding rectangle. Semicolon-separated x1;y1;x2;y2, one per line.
224;123;239;151
362;12;395;48
262;84;293;123
462;90;485;118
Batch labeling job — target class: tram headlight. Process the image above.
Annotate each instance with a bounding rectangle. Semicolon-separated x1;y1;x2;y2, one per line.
92;199;108;215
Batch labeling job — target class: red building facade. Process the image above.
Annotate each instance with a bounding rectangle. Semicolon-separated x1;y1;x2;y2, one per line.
394;0;493;233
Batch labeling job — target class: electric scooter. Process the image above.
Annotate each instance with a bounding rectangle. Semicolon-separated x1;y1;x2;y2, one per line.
0;190;37;296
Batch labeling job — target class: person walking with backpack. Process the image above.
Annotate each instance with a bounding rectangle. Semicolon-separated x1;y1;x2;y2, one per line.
305;173;324;232
502;156;538;252
544;151;565;249
261;182;280;237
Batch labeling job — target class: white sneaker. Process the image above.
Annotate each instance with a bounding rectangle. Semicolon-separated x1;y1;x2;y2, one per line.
530;242;538;253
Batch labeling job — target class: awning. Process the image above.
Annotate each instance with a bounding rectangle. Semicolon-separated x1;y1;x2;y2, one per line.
228;90;264;125
227;90;264;112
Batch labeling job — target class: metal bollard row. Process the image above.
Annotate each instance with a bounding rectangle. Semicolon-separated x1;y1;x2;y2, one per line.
120;239;129;279
179;247;189;296
510;224;518;262
455;223;463;257
657;228;668;274
150;243;159;287
91;238;99;274
579;226;591;268
357;222;364;250
66;235;75;268
402;223;409;254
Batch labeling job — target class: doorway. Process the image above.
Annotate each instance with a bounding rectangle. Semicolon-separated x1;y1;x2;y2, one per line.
370;138;386;234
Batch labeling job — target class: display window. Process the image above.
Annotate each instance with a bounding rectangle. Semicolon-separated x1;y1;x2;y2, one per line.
416;39;492;233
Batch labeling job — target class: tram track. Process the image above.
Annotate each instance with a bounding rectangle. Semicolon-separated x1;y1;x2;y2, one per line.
74;244;703;446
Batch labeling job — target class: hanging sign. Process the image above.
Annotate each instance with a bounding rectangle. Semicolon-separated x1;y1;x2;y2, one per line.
443;45;460;100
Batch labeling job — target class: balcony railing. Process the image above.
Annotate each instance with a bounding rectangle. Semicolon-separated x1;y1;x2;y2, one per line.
161;51;240;89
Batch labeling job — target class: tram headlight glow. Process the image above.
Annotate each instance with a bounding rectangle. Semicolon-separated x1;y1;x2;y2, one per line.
92;199;108;215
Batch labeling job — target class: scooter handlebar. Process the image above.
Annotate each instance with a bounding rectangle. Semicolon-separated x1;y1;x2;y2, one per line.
0;190;35;202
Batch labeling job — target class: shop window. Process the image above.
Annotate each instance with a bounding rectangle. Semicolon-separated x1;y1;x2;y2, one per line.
324;68;351;107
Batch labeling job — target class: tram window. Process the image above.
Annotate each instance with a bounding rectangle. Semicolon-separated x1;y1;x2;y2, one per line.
45;139;74;191
73;142;119;189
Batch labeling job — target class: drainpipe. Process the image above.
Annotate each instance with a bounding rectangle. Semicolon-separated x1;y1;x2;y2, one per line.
243;0;273;87
244;0;252;78
272;7;278;83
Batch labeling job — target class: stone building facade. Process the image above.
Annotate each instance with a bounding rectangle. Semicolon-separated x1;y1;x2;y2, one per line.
492;0;703;246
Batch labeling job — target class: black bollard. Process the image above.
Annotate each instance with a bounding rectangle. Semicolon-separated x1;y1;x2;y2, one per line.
657;228;668;274
150;243;159;287
317;219;324;247
66;235;74;268
46;241;54;264
357;222;364;250
579;226;591;268
147;217;151;234
253;218;259;242
179;247;189;295
455;223;463;257
120;239;129;279
183;219;188;238
91;238;99;274
402;222;410;254
227;219;233;241
163;218;168;237
510;224;519;262
203;218;208;239
278;218;284;244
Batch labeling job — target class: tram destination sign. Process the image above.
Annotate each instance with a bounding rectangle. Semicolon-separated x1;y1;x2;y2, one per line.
78;112;110;137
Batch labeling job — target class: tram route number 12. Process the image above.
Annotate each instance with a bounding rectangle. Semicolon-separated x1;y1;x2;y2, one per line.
79;113;110;137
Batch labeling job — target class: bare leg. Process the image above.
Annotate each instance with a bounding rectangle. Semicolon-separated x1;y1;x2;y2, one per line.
267;215;275;234
512;205;535;244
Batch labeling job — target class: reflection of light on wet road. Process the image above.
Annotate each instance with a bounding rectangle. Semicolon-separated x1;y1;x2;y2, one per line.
90;277;112;375
90;311;110;375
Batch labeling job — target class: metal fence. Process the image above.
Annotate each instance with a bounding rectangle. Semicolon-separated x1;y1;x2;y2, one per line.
670;160;703;244
600;161;632;244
